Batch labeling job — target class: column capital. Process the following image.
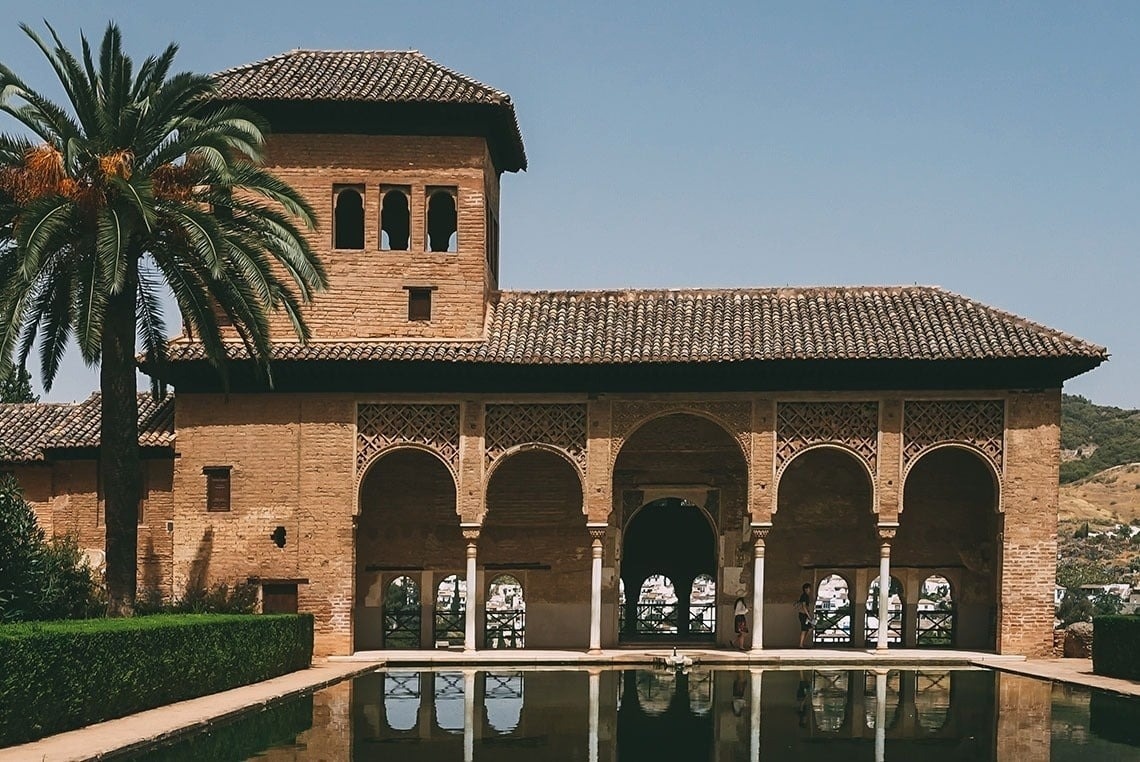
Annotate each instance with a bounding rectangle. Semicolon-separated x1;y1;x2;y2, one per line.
750;521;773;544
877;521;899;543
587;522;608;543
461;522;481;543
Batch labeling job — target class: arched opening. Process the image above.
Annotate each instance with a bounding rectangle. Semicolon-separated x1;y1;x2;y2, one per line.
864;670;901;730
614;413;747;645
434;575;466;646
434;672;464;734
483;449;586;648
356;448;459;651
689;573;716;636
383;672;420;732
426;189;457;252
381;188;410;250
334;187;364;249
865;576;904;647
635;574;679;636
917;575;955;647
897;447;999;650
770;447;876;648
915;671;952;732
485;574;525;648
814;574;853;645
811;670;850;732
383;575;420;649
484;672;523;734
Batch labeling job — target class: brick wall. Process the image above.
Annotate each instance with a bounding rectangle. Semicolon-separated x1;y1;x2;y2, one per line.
259;134;495;342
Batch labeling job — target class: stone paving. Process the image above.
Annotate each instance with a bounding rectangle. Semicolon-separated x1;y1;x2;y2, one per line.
6;651;1140;761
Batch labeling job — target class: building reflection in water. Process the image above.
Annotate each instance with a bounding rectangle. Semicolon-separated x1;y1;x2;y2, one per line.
344;666;1039;761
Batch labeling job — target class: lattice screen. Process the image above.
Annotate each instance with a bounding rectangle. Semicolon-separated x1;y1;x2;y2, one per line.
903;400;1004;473
775;401;879;474
357;404;461;475
485;404;588;472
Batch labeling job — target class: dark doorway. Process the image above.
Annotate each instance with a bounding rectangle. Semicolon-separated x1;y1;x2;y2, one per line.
620;498;716;643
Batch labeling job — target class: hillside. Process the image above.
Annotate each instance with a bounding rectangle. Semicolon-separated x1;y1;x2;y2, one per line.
1059;463;1140;524
1060;394;1140;483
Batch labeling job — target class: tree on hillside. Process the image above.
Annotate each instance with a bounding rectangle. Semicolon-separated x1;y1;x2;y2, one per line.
0;365;36;402
0;23;327;614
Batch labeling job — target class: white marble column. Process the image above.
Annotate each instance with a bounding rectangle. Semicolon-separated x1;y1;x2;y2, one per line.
588;668;601;762
750;523;771;653
588;524;607;654
876;523;898;652
874;668;888;762
463;669;476;762
749;668;764;760
462;524;480;652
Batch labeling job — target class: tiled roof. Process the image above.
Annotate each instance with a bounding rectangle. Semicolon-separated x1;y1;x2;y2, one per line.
212;49;527;171
162;286;1107;366
0;394;175;463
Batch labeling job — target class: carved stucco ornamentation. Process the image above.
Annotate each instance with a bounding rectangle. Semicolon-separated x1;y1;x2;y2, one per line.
356;403;461;479
610;400;752;466
485;403;588;473
775;401;879;476
903;400;1004;475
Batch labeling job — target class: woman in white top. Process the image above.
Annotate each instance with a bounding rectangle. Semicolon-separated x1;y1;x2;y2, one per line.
733;597;749;650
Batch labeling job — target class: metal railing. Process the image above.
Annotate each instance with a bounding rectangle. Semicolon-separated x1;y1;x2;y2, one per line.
433;608;465;645
916;609;955;646
813;606;852;644
634;601;679;634
484;608;526;648
689;603;715;634
383;606;421;649
865;605;904;646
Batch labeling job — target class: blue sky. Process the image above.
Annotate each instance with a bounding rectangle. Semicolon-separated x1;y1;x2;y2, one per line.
2;2;1137;405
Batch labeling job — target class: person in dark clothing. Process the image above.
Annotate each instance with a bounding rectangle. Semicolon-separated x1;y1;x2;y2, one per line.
796;583;814;648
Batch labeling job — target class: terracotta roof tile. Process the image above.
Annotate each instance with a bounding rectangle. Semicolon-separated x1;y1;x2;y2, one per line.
162;286;1106;366
0;394;175;463
212;49;526;170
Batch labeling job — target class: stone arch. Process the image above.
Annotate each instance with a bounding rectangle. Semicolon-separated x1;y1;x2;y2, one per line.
614;408;749;467
355;448;461;651
773;443;877;513
897;446;999;650
334;186;364;250
484;442;585;501
901;442;1002;512
813;573;854;645
483;448;586;648
357;443;458;515
767;446;877;647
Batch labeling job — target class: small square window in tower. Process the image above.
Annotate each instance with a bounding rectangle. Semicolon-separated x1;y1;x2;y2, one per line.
426;187;458;252
333;186;365;250
381;186;411;251
407;287;433;321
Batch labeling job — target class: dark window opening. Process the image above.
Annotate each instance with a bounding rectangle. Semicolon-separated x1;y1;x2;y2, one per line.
263;583;298;614
381;188;410;251
334;187;365;250
426;188;457;252
407;288;433;321
204;466;232;512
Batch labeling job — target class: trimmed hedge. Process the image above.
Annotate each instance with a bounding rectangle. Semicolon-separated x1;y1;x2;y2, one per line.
0;613;313;747
1092;614;1140;680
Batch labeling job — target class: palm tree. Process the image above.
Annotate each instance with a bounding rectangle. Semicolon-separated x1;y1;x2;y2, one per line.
0;23;327;615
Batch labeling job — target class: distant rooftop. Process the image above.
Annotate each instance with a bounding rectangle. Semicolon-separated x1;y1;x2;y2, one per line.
0;394;173;463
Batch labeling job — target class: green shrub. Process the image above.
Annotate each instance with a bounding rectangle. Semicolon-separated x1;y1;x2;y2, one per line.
1092;615;1140;680
0;613;313;747
135;582;258;616
0;475;103;622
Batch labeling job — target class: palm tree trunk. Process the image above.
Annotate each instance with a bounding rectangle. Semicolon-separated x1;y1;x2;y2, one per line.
101;257;141;617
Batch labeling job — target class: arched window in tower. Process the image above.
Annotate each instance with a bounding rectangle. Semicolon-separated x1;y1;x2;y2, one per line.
381;187;410;251
426;187;458;252
334;187;364;250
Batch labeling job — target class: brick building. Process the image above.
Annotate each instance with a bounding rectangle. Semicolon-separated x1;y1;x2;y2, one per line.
0;50;1105;657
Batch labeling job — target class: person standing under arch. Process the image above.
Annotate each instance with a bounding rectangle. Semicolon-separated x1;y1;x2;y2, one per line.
796;583;815;648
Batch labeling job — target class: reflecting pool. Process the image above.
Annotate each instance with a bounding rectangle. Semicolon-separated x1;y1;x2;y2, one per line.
140;668;1140;761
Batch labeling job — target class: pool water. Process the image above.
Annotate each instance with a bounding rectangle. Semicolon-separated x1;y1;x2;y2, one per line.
138;667;1140;761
